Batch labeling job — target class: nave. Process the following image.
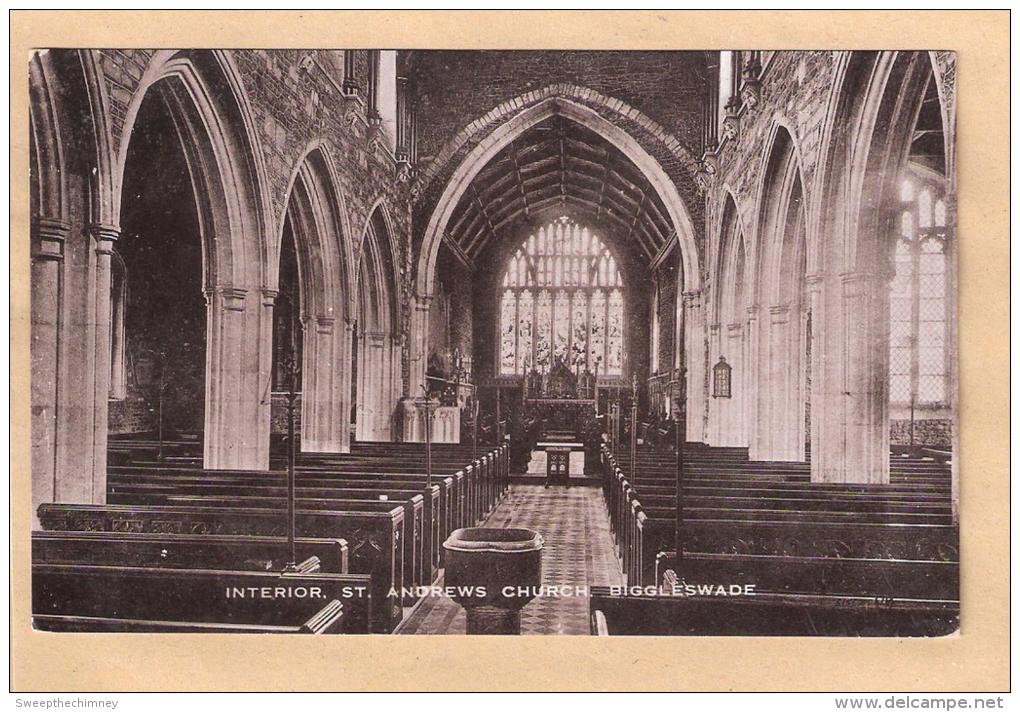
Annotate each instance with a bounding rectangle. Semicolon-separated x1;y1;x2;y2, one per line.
28;48;959;637
399;486;623;635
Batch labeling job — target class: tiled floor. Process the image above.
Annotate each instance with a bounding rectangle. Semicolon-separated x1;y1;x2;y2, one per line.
398;485;624;635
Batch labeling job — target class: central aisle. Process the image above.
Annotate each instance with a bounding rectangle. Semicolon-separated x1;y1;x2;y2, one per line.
398;485;624;635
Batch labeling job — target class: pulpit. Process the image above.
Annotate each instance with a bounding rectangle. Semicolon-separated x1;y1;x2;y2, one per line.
400;397;461;443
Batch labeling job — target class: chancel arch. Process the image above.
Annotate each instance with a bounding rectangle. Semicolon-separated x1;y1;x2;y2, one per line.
411;94;702;400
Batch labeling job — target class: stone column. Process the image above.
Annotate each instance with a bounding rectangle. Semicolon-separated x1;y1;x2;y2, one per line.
31;217;69;523
204;285;269;470
302;316;345;453
258;289;278;460
745;303;762;459
834;271;891;484
766;304;802;461
90;224;119;504
340;318;354;453
408;294;432;397
681;290;706;443
724;322;746;447
358;331;389;441
705;322;722;444
807;272;840;482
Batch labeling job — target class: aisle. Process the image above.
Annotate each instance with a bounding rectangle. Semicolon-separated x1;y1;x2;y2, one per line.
398;485;624;635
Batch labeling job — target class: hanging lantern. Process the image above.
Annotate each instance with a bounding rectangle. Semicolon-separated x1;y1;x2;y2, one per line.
712;356;732;399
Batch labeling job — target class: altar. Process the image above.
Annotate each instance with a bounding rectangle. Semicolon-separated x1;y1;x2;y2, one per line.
522;357;597;440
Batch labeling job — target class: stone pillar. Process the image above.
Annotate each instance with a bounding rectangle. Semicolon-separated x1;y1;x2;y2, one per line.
204;286;269;470
762;304;803;461
31;217;69;523
682;290;706;443
841;271;891;484
745;303;763;459
807;272;840;482
340;319;354;453
723;322;746;447
301;315;345;453
258;289;278;460
705;322;722;444
89;224;119;504
357;331;390;441
408;295;432;397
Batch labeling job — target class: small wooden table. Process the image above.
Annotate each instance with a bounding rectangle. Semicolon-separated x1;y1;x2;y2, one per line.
537;440;583;487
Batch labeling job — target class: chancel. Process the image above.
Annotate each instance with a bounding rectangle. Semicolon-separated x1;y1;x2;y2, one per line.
29;48;958;636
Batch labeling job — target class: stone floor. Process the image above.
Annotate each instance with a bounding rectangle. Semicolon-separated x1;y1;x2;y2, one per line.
397;484;624;635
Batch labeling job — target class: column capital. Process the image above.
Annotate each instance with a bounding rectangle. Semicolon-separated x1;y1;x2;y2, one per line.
682;289;702;307
414;294;434;310
841;269;893;294
205;285;248;311
769;304;791;324
32;217;70;260
261;288;280;307
316;316;336;334
90;223;120;253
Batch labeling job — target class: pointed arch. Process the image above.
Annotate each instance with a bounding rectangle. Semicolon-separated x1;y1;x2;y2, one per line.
275;144;354;453
412;95;702;395
353;202;403;441
807;50;953;486
416;96;701;300
115;50;273;469
706;193;751;448
748;122;810;462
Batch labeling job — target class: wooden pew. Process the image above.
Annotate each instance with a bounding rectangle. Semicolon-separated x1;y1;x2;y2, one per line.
588;586;958;636
108;492;426;603
108;467;451;572
32;531;349;574
37;502;403;633
652;550;959;601
33;562;370;633
106;480;438;582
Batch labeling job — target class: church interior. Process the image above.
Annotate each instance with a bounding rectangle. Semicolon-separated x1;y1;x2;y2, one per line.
29;49;958;636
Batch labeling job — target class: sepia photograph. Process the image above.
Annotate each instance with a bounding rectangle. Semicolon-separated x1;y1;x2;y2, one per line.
10;8;1010;695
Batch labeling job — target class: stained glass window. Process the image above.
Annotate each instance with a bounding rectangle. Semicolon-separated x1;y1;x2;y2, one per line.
888;175;950;408
498;217;624;376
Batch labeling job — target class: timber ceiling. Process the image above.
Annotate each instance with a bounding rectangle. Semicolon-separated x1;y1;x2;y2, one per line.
446;115;675;267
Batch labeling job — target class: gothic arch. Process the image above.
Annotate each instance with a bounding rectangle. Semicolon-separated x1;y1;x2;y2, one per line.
806;50;951;485
750;123;810;462
29;50;119;515
278;145;353;452
117;50;271;292
116;50;274;469
416;96;702;300
707;195;751;448
750;120;809;307
412;95;703;396
353;203;403;441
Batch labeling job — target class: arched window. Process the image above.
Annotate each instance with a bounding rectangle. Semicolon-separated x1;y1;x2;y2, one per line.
889;172;950;411
498;217;624;376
